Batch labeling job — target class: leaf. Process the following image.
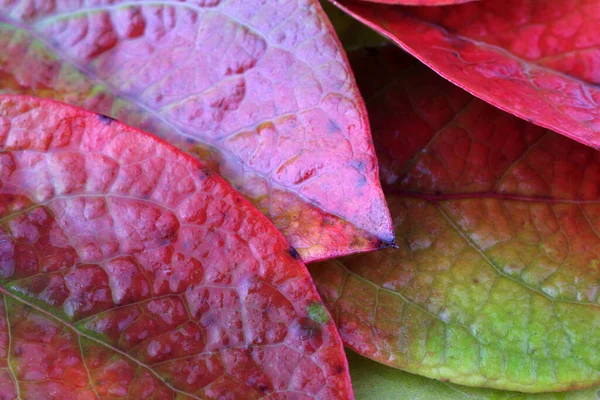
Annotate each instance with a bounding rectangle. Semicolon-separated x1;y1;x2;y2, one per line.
0;0;395;263
310;46;600;392
330;0;600;150
347;350;600;400
0;95;353;399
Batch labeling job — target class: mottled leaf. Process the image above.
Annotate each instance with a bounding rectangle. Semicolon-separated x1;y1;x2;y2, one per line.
0;95;353;399
310;47;600;392
331;0;600;150
348;350;600;399
0;0;394;262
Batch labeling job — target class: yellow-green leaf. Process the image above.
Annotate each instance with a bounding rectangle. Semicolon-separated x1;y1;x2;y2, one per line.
310;46;600;392
348;350;600;400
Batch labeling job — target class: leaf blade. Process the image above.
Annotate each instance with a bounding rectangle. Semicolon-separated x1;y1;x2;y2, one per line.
348;350;600;400
0;0;394;262
0;94;353;399
331;0;600;151
310;47;600;392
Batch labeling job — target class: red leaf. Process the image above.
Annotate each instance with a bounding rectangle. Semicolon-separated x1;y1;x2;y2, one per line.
0;0;394;262
311;46;600;391
332;0;600;150
0;95;353;399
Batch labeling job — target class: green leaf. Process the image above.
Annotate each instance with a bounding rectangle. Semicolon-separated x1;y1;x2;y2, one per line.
310;46;600;392
348;350;600;400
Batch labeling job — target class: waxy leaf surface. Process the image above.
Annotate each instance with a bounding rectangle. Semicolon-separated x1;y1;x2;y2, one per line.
0;0;394;262
310;47;600;392
348;350;600;400
0;95;353;399
332;0;600;150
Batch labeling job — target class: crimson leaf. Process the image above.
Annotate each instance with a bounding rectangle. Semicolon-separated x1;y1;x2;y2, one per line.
331;0;600;150
0;95;353;399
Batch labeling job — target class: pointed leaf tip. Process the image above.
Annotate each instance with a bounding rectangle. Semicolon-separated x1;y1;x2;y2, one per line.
0;0;394;262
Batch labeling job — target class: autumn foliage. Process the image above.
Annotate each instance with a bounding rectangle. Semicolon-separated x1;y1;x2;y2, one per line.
1;0;600;399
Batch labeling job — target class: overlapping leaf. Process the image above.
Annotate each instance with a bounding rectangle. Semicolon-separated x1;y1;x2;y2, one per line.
0;95;353;399
348;350;600;399
331;0;600;150
310;47;600;392
0;0;394;262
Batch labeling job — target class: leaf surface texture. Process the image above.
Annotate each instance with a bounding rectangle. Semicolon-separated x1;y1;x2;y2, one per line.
311;47;600;392
0;0;394;262
0;95;353;399
332;0;600;150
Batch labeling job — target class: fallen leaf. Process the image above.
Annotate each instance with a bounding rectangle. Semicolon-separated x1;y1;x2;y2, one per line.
310;47;600;392
0;0;394;262
330;0;600;150
0;95;353;399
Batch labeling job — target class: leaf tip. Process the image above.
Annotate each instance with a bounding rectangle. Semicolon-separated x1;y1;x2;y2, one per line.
97;113;116;125
377;237;398;250
288;246;301;260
